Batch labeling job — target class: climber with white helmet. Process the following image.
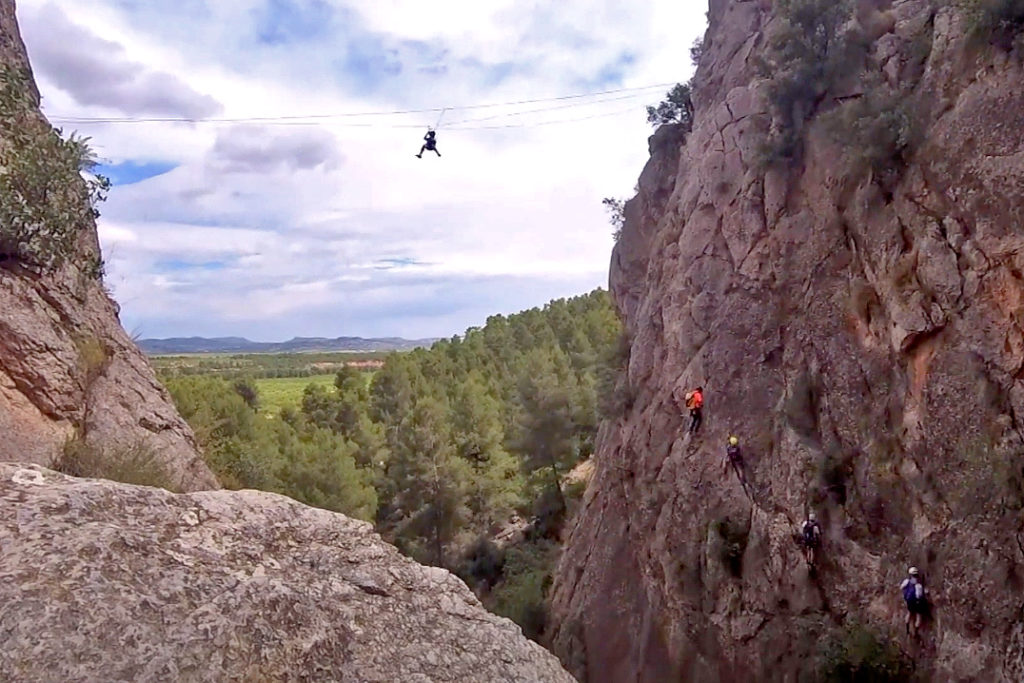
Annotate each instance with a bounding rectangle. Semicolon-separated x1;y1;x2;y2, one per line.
800;512;822;567
900;566;927;637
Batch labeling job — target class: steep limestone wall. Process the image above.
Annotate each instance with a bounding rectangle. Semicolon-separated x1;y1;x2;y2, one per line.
551;1;1024;680
0;1;217;490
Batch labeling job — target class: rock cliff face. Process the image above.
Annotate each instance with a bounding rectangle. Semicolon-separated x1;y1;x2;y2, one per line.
551;0;1024;680
0;1;216;490
0;463;573;682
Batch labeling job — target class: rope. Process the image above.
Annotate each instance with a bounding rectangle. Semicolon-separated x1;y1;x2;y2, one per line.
432;107;448;131
47;82;676;126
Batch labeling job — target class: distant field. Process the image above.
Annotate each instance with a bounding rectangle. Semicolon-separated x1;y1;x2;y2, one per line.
256;374;336;415
151;351;387;380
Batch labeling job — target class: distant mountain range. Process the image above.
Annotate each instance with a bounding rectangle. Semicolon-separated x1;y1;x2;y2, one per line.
138;336;438;355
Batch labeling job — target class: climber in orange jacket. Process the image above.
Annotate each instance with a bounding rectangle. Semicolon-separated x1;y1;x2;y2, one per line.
683;386;704;434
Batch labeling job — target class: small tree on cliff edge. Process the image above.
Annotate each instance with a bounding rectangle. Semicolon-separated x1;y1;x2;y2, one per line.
646;82;694;129
602;197;626;241
0;67;109;275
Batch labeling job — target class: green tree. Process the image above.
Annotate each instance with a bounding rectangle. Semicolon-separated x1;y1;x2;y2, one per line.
451;373;526;530
511;348;580;526
757;0;858;163
489;539;560;642
369;355;420;446
963;0;1024;49
268;419;377;520
232;378;260;410
165;375;376;520
383;397;470;566
646;82;694;129
0;67;109;274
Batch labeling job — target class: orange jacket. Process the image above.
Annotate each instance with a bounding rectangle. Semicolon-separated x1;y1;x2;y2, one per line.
684;389;704;410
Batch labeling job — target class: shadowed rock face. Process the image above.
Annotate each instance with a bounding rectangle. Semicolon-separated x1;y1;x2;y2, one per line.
551;1;1024;680
0;1;217;490
0;464;574;682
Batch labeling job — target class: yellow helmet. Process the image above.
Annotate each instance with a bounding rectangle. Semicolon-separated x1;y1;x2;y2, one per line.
728;436;739;446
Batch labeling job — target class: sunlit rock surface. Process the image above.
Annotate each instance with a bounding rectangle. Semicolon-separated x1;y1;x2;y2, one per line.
0;464;574;682
550;1;1024;680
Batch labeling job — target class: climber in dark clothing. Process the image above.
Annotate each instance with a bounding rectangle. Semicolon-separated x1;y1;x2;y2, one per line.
416;129;441;158
800;512;822;567
901;567;928;638
725;436;748;491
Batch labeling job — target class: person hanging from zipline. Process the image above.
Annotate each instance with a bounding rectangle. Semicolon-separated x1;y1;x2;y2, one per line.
416;129;441;158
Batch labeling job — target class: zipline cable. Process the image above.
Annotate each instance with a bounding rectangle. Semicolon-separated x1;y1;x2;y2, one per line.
137;104;639;130
48;81;676;126
450;105;638;130
49;91;653;130
443;91;655;126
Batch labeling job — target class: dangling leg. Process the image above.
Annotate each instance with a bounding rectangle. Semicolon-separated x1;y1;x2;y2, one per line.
736;463;752;500
433;146;441;157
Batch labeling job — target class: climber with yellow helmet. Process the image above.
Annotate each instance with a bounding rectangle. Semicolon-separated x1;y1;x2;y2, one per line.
724;435;748;492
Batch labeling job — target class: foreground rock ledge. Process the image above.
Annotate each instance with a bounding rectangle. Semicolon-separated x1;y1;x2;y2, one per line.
0;464;573;682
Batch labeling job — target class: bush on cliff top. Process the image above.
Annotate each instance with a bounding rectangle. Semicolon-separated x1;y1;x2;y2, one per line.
646;82;694;130
602;197;626;242
713;516;749;578
822;80;916;182
756;0;861;165
488;538;559;642
817;623;913;682
0;67;109;275
56;437;181;492
963;0;1024;50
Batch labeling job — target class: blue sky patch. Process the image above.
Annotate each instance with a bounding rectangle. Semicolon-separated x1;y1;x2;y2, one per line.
155;259;229;272
375;257;426;270
255;0;334;45
576;51;636;90
336;35;404;94
96;161;178;186
455;58;532;88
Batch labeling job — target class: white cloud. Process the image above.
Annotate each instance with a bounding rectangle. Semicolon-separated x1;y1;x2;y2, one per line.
16;0;708;339
22;3;221;118
210;125;343;173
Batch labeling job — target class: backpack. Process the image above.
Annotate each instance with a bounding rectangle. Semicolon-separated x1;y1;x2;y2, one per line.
684;391;696;409
802;522;818;546
902;579;919;605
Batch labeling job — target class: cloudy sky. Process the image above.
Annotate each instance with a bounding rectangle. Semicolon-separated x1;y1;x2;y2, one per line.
18;0;707;340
